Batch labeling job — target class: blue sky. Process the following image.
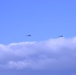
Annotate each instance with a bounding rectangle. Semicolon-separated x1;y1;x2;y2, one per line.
0;0;76;75
0;0;76;44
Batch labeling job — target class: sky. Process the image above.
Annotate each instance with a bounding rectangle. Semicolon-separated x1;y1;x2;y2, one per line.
0;0;76;44
0;0;76;75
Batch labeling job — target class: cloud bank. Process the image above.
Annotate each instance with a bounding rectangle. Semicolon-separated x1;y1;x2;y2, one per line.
0;37;76;74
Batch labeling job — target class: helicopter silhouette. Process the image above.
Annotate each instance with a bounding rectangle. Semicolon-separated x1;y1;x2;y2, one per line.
26;34;31;37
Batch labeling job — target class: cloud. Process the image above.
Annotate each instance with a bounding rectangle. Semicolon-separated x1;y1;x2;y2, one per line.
0;37;76;74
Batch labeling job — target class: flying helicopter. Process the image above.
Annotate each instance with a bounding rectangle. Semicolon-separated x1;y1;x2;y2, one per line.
58;35;63;37
26;34;31;37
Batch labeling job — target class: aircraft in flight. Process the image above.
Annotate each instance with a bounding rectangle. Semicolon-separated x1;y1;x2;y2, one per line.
26;34;31;37
58;35;63;37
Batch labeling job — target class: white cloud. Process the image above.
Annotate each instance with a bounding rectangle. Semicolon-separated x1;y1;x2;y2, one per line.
0;37;76;72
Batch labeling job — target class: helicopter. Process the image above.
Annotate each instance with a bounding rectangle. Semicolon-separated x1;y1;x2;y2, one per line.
58;35;63;37
26;34;31;37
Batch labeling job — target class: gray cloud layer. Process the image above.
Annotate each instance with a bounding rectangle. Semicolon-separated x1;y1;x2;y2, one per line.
0;37;76;74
